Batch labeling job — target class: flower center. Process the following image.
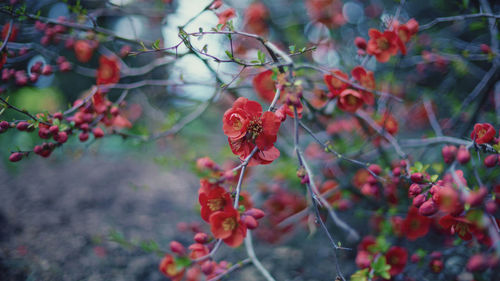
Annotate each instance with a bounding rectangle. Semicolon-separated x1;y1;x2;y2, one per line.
207;198;224;211
101;65;112;80
166;264;179;276
377;38;389;50
230;114;243;131
247;119;263;140
477;129;486;139
347;95;358;105
222;217;237;231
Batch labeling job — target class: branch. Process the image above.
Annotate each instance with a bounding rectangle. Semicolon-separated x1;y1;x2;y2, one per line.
206;258;251;281
419;13;500;31
244;231;276;281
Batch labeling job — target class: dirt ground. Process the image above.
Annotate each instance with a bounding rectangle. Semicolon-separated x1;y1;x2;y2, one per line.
0;154;354;281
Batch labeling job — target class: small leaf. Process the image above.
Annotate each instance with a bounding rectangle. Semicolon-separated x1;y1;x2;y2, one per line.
152;39;160;50
225;50;233;59
350;269;369;281
257;50;266;64
289;45;296;53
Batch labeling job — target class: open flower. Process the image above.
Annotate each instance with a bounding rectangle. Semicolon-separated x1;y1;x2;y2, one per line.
401;207;431;240
351;66;375;105
159;254;185;281
223;97;282;166
199;184;232;222
97;55;120;85
217;8;236;28
323;69;350;98
367;29;399;62
386;246;408;276
337;89;364;112
470;123;496;144
209;206;247;247
439;215;477;241
253;70;276;103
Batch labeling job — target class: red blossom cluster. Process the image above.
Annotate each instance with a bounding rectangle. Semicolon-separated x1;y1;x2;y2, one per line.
363;19;419;62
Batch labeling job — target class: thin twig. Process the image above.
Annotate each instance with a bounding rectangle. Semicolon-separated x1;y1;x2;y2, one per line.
244;231;276;281
420;13;500;31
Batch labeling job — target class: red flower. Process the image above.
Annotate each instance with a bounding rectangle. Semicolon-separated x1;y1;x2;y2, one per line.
209;207;247;247
438;215;477;241
199;184;232;222
159;254;185;281
351;66;375;105
74;40;94;63
188;243;209;260
470;123;496;144
92;91;111;114
253;70;276;103
367;29;399;62
376;112;399;135
386;246;408;276
0;52;6;71
392;19;419;53
217;8;236;28
323;70;349;98
223;97;282;166
401;207;431;240
2;23;18;42
337;89;364;112
97;56;120;85
244;2;269;35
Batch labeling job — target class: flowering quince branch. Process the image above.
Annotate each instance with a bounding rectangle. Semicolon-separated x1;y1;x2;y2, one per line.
205;258;251;281
0;8;153;45
298;120;385;182
293;107;349;281
0;96;51;126
295;64;403;102
0;19;12;53
419;12;500;31
3;1;500;280
244;231;276;281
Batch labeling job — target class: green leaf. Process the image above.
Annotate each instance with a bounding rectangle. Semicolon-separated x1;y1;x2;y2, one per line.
152;39;160;50
372;256;391;280
257;50;266;64
175;256;192;267
225;50;233;59
289;45;296;53
430;174;439;182
351;269;369;281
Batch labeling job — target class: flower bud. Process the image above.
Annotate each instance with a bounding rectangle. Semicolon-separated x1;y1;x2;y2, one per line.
169;241;186;256
79;132;89;142
93;127;104;138
16;121;30;131
466;187;487;207
408;183;422;197
242;215;259;229
9;152;23;162
354;37;367;50
54;131;68;144
441;145;457;164
456;146;470;164
201;260;214;275
485;200;497;214
484;154;498;167
419;199;438;216
49;125;59;134
245;208;265;219
410;173;424;183
466;254;488;272
194;232;208;244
